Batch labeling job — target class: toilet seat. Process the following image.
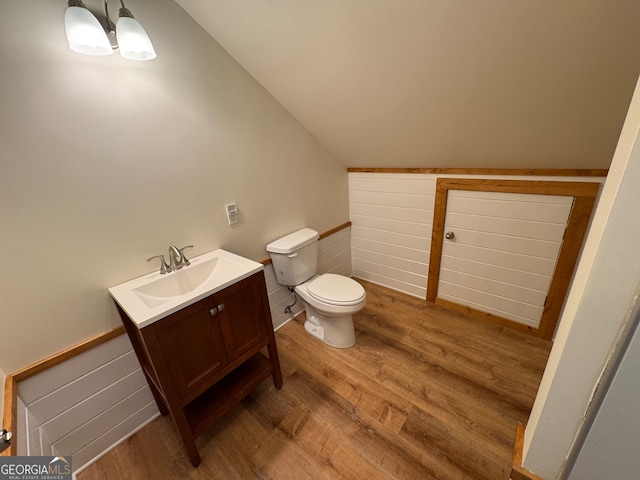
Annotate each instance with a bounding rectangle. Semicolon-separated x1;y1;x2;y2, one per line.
307;274;365;306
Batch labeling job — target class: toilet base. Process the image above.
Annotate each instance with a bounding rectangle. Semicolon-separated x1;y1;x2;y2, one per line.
303;303;356;349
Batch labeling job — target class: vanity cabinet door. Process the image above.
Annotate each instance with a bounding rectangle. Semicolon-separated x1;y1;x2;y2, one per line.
152;300;229;400
216;273;268;361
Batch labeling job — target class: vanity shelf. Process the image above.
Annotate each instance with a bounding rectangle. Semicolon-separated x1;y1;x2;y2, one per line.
115;270;282;467
185;352;273;437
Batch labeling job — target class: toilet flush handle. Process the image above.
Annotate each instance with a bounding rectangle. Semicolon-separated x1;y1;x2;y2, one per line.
287;253;298;258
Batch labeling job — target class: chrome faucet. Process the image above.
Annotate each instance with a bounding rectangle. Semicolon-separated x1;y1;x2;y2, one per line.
147;254;171;274
147;245;194;274
169;245;194;270
168;245;183;271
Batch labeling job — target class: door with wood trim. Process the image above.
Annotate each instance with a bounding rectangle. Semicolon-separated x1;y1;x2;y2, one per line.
427;179;599;339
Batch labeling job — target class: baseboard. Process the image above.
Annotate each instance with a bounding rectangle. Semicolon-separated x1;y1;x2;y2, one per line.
511;423;546;480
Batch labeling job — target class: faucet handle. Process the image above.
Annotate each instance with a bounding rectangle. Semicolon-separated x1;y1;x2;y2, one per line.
147;254;171;274
178;245;194;266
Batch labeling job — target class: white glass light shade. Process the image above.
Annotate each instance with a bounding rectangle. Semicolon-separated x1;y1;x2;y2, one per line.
64;6;113;56
116;17;156;61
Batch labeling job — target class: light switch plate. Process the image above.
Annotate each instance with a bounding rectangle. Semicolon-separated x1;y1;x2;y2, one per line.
226;203;239;225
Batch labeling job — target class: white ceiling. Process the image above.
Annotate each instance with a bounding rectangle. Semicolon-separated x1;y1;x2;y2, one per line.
174;0;640;169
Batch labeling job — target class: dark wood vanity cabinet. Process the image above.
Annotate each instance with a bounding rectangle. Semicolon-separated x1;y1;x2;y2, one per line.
116;270;282;467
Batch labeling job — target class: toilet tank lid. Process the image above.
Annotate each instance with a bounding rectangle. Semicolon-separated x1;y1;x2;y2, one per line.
266;228;319;254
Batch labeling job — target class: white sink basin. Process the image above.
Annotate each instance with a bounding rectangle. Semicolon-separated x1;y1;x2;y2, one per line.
109;249;264;328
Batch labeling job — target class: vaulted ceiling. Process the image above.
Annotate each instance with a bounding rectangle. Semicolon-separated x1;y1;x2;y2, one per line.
175;0;640;169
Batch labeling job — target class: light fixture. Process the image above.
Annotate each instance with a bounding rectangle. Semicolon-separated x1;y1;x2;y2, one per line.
64;0;156;61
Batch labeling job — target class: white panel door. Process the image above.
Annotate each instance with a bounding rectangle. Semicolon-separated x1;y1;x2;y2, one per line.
437;190;574;328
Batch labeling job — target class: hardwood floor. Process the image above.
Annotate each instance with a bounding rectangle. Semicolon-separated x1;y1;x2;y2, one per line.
78;280;551;480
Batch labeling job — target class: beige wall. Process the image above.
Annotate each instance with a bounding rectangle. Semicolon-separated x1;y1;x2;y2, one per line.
0;0;348;372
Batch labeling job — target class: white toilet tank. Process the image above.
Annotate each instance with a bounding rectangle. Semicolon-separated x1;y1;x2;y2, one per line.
266;228;319;286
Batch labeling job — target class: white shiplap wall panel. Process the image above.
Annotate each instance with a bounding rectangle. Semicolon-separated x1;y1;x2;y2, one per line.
318;227;352;276
353;248;427;277
350;173;435;297
443;243;557;276
439;281;543;324
438;287;540;328
351;236;429;264
71;403;158;472
446;212;567;241
52;387;154;455
352;226;430;251
439;269;547;306
349;172;605;308
349;174;437;194
350;214;432;238
450;189;576;204
352;267;426;298
446;195;573;223
27;350;141;422
41;369;148;442
350;202;433;225
442;229;563;259
440;255;552;292
265;263;305;330
19;334;134;404
352;257;427;298
19;334;159;471
349;189;435;209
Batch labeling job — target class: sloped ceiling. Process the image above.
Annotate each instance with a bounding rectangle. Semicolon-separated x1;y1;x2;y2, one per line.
174;0;640;169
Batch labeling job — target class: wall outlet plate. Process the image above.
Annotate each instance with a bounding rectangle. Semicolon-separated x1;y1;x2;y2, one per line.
226;203;239;225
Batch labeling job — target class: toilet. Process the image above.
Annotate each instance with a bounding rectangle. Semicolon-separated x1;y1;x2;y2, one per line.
266;228;366;348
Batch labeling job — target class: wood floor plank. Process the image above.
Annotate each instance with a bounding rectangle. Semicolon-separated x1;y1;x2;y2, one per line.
276;327;412;434
78;280;551;480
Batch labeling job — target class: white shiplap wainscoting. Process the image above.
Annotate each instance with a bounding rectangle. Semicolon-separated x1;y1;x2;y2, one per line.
11;226;351;473
348;172;605;301
17;334;159;472
267;225;353;330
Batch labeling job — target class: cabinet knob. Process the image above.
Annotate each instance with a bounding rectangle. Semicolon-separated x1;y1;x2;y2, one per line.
209;307;218;316
217;303;225;312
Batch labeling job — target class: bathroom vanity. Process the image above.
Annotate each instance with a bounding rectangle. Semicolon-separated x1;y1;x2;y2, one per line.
109;250;282;466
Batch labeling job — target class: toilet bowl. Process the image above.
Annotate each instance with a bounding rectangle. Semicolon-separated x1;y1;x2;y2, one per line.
266;228;367;348
295;274;366;348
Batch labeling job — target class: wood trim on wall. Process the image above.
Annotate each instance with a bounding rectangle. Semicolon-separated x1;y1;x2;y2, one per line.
427;178;600;340
348;167;608;177
1;376;17;456
511;423;546;480
11;326;126;383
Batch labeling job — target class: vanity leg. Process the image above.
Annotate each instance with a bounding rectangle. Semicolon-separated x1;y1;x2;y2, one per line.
267;338;283;389
170;410;201;467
